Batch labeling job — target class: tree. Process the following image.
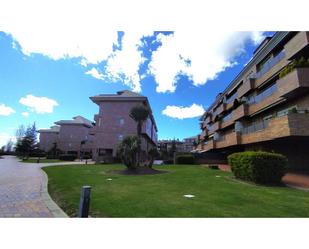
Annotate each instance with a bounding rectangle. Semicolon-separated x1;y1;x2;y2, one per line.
147;147;159;169
117;135;140;170
15;125;25;141
129;105;150;167
15;123;38;159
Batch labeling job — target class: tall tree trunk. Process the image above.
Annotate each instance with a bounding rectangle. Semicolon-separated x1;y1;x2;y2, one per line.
137;122;142;167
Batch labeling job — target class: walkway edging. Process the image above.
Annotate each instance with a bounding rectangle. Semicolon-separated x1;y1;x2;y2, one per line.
40;169;68;218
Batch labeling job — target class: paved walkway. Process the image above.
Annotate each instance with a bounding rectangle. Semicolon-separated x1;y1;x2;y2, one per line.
0;156;90;217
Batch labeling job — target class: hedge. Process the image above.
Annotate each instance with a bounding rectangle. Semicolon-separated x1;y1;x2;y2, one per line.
228;151;287;184
59;154;77;161
176;154;195;164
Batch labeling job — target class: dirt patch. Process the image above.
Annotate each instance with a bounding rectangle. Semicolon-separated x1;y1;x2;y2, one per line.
113;167;168;175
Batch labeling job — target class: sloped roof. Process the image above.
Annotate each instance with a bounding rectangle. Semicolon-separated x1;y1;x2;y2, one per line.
38;125;60;133
55;116;93;128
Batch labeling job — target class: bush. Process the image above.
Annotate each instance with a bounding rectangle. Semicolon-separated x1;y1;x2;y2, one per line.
279;57;309;78
228;151;288;184
59;154;77;161
208;165;219;170
176;154;196;164
163;159;174;165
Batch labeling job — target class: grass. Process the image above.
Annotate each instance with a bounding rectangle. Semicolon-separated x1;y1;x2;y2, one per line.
43;164;309;217
22;158;64;163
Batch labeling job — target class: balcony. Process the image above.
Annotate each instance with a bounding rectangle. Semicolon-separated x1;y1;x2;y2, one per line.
233;104;248;121
203;139;216;151
277;67;309;97
221;113;234;129
200;129;208;140
248;85;282;115
240;113;309;145
213;103;226;116
215;132;241;149
255;51;289;88
237;78;255;98
205;115;212;124
284;32;309;60
212;121;222;132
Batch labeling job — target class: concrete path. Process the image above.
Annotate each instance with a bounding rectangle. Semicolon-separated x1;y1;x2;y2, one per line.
0;156;90;217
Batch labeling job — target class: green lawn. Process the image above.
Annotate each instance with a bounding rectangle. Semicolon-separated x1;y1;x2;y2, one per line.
43;164;309;217
22;158;64;163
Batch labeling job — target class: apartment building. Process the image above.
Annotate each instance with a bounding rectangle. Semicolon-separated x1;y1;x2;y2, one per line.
183;136;197;152
38;116;94;156
90;90;158;163
196;32;309;169
157;139;185;153
37;125;60;152
157;136;198;154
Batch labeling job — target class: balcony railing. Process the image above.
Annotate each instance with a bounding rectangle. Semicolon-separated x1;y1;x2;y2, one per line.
255;50;285;79
247;83;278;105
277;67;309;97
241;118;270;135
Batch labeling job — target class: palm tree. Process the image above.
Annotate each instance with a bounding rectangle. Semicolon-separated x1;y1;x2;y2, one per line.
117;135;140;170
129;105;150;167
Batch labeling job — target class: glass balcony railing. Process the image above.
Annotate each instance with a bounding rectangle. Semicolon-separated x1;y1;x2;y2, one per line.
247;83;278;105
222;112;233;122
241;118;270;134
225;92;238;105
255;50;285;79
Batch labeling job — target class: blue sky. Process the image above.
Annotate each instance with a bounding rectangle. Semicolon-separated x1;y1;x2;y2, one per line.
0;31;274;146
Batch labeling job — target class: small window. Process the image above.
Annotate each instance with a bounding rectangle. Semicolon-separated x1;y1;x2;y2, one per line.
118;134;123;141
119;118;124;125
98;118;101;127
69;143;72;147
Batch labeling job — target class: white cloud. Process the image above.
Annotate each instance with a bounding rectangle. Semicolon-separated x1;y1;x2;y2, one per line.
0;1;118;64
104;32;153;92
19;95;58;114
85;68;104;80
0;2;265;93
0;104;15;116
162;103;205;119
148;31;265;93
21;112;29;117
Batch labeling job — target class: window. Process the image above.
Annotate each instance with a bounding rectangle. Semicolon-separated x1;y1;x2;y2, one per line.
119;118;124;125
98;118;101;127
118;134;123;141
69;143;72;147
99;149;113;156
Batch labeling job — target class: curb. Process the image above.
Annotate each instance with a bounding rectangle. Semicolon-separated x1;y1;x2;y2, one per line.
40;169;69;218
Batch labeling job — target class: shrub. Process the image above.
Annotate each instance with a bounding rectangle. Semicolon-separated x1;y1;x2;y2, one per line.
279;57;309;78
59;154;77;161
228;151;288;184
176;154;196;164
117;135;140;169
208;165;219;170
163;159;174;165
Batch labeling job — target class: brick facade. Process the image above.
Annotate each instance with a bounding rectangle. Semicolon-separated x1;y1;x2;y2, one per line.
197;32;309;169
